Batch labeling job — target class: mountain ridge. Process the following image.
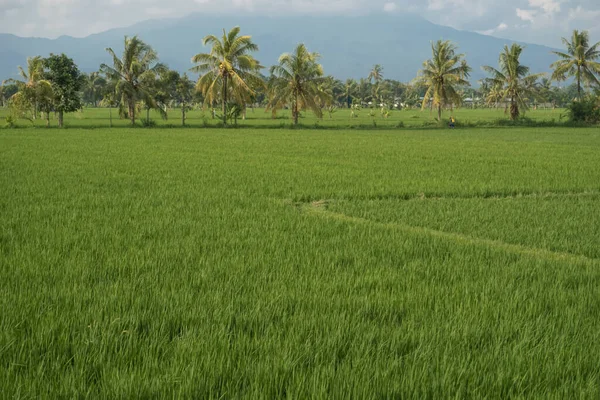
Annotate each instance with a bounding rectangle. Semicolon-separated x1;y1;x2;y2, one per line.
0;13;559;83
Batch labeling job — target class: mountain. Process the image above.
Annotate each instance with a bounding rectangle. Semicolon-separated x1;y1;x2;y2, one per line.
0;13;559;83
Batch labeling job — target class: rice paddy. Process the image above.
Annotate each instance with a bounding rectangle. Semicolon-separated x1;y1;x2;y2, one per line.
1;125;600;397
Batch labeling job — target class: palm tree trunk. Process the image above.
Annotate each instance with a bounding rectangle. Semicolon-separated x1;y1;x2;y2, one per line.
222;75;228;126
128;99;135;125
58;110;64;128
437;104;442;122
293;93;299;125
46;112;50;128
181;103;185;126
577;66;581;100
146;107;150;124
109;106;113;128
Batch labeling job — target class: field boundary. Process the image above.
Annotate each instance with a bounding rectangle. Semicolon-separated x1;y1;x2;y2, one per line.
292;189;600;204
285;196;599;266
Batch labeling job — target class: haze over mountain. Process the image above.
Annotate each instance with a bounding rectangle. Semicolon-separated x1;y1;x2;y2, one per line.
0;13;559;84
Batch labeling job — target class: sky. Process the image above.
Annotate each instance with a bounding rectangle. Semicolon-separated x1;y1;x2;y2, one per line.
1;0;599;47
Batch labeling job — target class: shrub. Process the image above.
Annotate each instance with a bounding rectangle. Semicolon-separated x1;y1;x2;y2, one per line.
567;98;600;124
141;119;157;128
4;115;16;128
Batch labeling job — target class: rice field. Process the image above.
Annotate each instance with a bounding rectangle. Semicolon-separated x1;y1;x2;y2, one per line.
0;105;568;129
1;126;600;397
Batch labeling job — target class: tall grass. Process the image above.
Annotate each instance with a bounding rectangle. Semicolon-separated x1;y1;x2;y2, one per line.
1;127;600;397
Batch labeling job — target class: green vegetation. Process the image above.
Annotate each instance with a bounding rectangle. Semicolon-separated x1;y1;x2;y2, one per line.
2;28;600;128
483;44;544;120
0;106;572;129
191;26;263;126
100;36;167;125
267;44;328;125
417;40;471;121
551;30;600;98
1;127;600;397
1;21;600;397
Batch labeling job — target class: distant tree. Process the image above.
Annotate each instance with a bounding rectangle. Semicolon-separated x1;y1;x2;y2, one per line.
191;26;263;126
551;30;600;99
175;73;195;126
83;72;107;107
43;53;85;127
416;40;471;121
6;56;46;119
0;83;5;107
343;79;357;108
368;64;384;84
483;44;543;120
1;83;19;102
267;44;329;125
100;36;166;125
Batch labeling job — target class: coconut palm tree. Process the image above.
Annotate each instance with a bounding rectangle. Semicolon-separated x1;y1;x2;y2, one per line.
191;26;263;126
551;30;600;99
267;44;329;125
342;79;357;108
100;36;166;125
483;44;543;120
368;64;384;84
84;72;107;107
7;56;46;119
416;40;472;121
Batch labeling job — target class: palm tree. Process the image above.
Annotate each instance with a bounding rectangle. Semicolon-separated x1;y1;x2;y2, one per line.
368;64;384;84
416;40;472;121
84;72;107;107
343;79;357;108
191;26;263;126
267;44;329;125
483;44;543;120
100;36;166;125
551;30;600;99
8;56;46;119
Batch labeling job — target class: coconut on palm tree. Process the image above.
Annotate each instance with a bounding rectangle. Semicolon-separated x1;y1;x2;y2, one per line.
100;36;166;125
551;30;600;99
191;26;263;126
416;40;471;121
267;44;329;125
483;44;543;120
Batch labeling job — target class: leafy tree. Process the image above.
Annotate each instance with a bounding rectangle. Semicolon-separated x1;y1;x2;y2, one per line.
483;44;543;120
43;54;85;127
267;44;329;125
100;36;166;125
416;40;471;121
551;30;600;99
191;26;263;126
175;73;195;126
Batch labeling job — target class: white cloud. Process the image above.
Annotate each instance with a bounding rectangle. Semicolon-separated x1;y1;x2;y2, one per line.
516;8;536;21
477;22;508;35
383;2;397;12
529;0;561;13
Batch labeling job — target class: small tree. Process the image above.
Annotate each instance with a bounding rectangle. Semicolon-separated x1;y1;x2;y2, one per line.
43;54;84;127
176;73;195;126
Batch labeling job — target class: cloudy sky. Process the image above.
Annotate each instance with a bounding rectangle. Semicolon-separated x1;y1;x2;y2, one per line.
1;0;599;47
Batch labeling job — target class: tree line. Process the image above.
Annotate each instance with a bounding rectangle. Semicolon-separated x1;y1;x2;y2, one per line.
1;27;599;127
